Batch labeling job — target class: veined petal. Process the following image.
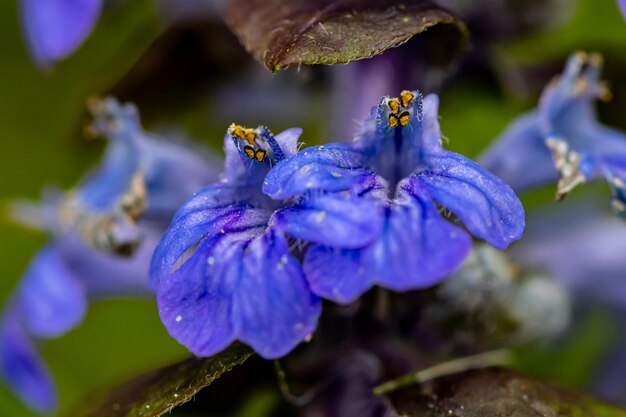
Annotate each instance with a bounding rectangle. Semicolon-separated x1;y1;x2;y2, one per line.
158;231;320;359
0;308;56;413
149;184;262;289
478;112;557;192
304;185;471;304
17;246;87;339
21;0;102;68
271;191;384;249
233;231;321;358
157;236;238;357
416;151;525;249
263;144;371;199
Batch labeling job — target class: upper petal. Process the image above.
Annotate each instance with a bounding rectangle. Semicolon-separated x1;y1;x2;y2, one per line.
21;0;102;68
17;246;87;339
263;144;371;199
271;191;384;249
274;128;303;158
304;184;471;304
416;151;525;249
0;308;56;413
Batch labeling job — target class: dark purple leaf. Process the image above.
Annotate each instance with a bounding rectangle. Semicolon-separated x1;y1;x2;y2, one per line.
387;367;626;417
223;0;467;72
71;343;253;417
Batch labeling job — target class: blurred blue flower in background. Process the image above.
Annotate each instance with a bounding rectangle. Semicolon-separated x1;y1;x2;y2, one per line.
510;199;626;400
151;124;323;360
264;91;525;304
480;52;626;216
0;98;218;413
21;0;103;69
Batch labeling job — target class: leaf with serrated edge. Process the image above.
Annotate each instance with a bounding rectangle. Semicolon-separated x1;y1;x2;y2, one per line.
72;343;253;417
223;0;467;72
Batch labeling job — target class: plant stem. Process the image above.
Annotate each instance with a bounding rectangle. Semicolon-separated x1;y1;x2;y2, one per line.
373;349;513;395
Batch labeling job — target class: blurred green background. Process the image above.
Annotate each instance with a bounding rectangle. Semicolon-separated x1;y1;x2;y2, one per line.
1;0;626;416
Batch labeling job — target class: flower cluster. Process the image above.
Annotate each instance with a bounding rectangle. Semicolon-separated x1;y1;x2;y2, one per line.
151;91;525;360
0;98;217;413
481;52;626;217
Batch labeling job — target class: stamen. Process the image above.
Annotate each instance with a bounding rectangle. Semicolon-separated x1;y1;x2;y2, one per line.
229;123;257;146
389;113;400;128
545;137;587;200
400;90;415;108
399;111;410;127
388;99;400;114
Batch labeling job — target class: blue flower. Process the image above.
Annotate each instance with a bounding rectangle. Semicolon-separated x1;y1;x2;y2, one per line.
480;52;626;216
21;0;103;69
509;198;626;401
0;98;218;413
263;91;525;304
151;125;324;359
619;0;626;19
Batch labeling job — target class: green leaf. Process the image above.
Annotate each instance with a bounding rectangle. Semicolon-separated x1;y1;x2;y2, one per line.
222;0;468;72
71;344;253;417
388;367;626;417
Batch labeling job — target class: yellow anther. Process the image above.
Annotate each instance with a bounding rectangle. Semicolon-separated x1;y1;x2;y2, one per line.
388;99;400;114
243;145;267;162
243;145;256;159
599;82;613;102
255;149;267;162
574;51;588;63
400;90;415;108
229;123;257;145
589;52;604;68
389;114;399;128
399;111;410;126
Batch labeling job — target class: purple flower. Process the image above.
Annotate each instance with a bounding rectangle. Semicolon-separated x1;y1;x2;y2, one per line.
619;0;626;20
21;0;103;69
150;125;322;359
480;52;626;216
509;199;626;401
0;98;218;413
264;91;525;304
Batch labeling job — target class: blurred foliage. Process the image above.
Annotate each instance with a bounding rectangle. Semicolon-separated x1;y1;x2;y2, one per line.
2;0;626;416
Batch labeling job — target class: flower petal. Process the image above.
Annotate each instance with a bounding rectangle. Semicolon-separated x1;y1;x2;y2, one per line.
599;154;626;217
304;185;471;304
21;0;102;68
149;184;263;289
274;128;303;158
416;151;525;249
233;231;321;358
0;308;56;413
263;144;371;199
157;230;320;359
271;191;384;248
17;246;87;339
478;112;557;192
157;236;238;357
